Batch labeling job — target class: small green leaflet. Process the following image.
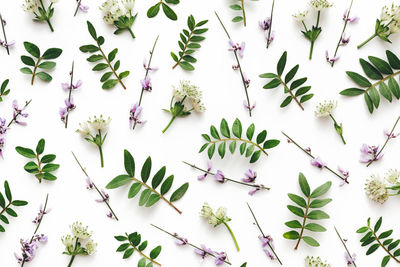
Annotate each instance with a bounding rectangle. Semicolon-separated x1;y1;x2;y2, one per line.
0;79;10;102
147;0;180;20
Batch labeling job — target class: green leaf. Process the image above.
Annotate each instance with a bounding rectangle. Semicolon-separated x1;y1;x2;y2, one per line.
123;248;134;259
138;258;147;267
262;78;281;89
256;130;267;144
87;21;98;40
340;88;365;96
307;210;330;220
305;223;326;232
15;147;36;158
87;55;103;62
6;208;17;217
239;143;246;155
24;162;39;173
386;50;400;69
150;246;162;259
170;183;189;202
263;139;280;149
285;65;299;83
283;231;299;239
179;61;194;71
280;96;292;107
128;182;142;198
346;71;372;87
366;243;380;255
199;143;208;153
102;79;119;90
138;241;148;251
21;56;35;66
141;157;152;183
208;144;215;159
42;163;59;172
395;248;400;257
250;150;261;163
298;173;310;197
388;78;400;99
302;236;320;247
259;73;277;78
220;119;230;138
300;94;314;103
388;239;400;250
162;3;177;20
80;45;99;53
24;42;40;58
108;48;118;62
232;119;242;138
368;56;393;75
230;4;242;10
218;142;226;158
36;72;52;82
20;67;33;74
379;83;392;102
43;173;57;181
42;48;62;59
364;93;374;113
147;3;161;18
101;72;113;82
379;230;393;239
277;51;287;76
41;154;56;163
290;78;307;90
369;86;380;108
4;181;11;202
246;124;255;140
232;16;244;22
38;61;56;69
117;243;130;252
146;194;160;207
310;181;331;198
11;200;28;206
106;175;132;189
381;255;391;267
124;150;135;177
152;167;166;189
36;139;45;155
160;175;174;195
285;220;302;228
139;189;152;206
374;217;382;232
360;58;383;80
229;141;237;154
309;199;332;208
287;205;304;217
210;125;220;139
119;71;129;79
288;193;307;208
93;63;108;71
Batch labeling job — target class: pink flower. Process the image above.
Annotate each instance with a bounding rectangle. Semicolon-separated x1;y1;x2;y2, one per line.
310;157;326;169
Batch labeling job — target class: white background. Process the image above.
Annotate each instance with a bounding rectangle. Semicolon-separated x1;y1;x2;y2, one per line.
1;0;400;266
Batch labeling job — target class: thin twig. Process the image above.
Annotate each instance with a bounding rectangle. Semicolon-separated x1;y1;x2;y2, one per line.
7;99;32;127
334;226;357;267
0;13;10;55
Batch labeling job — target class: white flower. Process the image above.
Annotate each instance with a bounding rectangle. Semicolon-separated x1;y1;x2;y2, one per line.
88;115;111;131
172;80;205;112
385;169;400;184
22;0;39;13
76;122;91;137
208;216;219;226
200;203;213;218
49;0;59;3
100;0;126;24
71;221;92;240
123;0;135;11
305;256;331;267
61;234;76;253
215;207;227;219
84;239;97;255
292;10;309;21
365;174;388;204
309;0;333;11
314;100;337;117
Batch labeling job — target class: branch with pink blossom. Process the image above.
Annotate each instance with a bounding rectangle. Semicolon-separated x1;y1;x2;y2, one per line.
74;0;89;16
258;0;275;48
183;161;269;195
0;13;15;55
282;132;349;184
60;62;81;129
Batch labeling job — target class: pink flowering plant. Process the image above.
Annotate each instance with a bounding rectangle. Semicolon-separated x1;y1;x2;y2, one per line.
0;14;15;54
60;62;81;128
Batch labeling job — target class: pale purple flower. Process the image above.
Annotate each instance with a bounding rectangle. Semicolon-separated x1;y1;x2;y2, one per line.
198;161;212;181
96;189;109;202
343;9;358;23
243;169;257;183
15;234;47;264
340;33;350;45
129;103;146;127
259;18;271;30
232;64;239;70
248;187;260;195
61;82;70;91
107;211;113;218
0;39;15;48
360;144;383;163
0;117;7;134
266;31;275;42
305;147;311;153
345;252;356;265
78;1;89;12
338;166;349;178
60;97;76;122
310;157;326;169
62;80;82;91
384;129;400;138
32;204;50;224
141;77;152;91
214;251;227;265
0;136;5;158
325;50;339;64
214;170;225;183
143;59;158;71
243;101;256;112
259;236;275;260
86;177;94;190
173;233;188;245
228;40;245;58
194;244;213;259
12;100;29;126
243;73;250;88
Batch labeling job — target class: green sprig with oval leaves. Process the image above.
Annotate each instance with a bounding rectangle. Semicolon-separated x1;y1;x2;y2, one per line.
171;15;208;71
106;150;189;214
283;173;332;250
199;118;280;163
0;180;28;233
147;0;179;21
0;79;10;102
20;42;62;86
340;50;400;114
79;21;129;90
229;0;258;27
15;138;59;183
357;217;400;267
260;51;313;111
115;232;162;267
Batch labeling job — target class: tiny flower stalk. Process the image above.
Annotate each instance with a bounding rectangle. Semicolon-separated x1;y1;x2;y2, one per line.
183;161;269;195
23;0;57;32
259;0;275;48
247;203;282;265
282;132;349;184
334;227;357;267
315;100;346;144
357;4;400;49
0;13;14;55
60;62;81;128
74;0;89;16
151;224;232;265
132;35;159;131
162;80;205;133
72;152;119;220
200;203;240;251
215;12;253;116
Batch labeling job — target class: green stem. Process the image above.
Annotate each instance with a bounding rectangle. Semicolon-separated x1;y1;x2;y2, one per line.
241;0;246;27
67;255;75;267
266;0;275;48
31;58;42;85
368;226;400;263
357;33;377;49
127;27;135;39
125;233;162;266
98;145;104;168
223;221;240;251
162;115;176;133
294;196;310;250
309;11;320;60
0;13;9;55
331;0;353;67
97;45;126;90
334;227;357;267
276;76;304;110
329;114;346;145
65;61;74;129
74;0;82;16
39;0;54;32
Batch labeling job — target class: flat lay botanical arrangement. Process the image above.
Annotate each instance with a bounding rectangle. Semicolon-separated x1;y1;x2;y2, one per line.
1;0;400;266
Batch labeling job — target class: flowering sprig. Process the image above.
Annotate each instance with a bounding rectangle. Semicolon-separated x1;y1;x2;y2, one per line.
260;51;314;110
293;0;333;60
62;222;97;267
340;51;400;113
334;226;357;266
162;80;205;133
247;203;282;264
131;35;159;130
151;224;232;265
326;0;357;66
147;0;179;20
0;180;28;233
215;12;253;116
183;161;269;195
16;194;49;266
15;139;59;183
315;100;346;144
200;203;240;251
282;132;350;184
365;169;400;204
259;0;275;48
229;0;258;27
60;62;81;128
114;231;162;266
200;118;280;163
106;150;189;214
283;173;332;249
305;256;331;267
22;0;58;32
79;21;129;90
74;0;89;16
361;116;400;166
72;152;119;220
100;0;137;39
20;42;63;85
171;15;208;71
0;79;10;102
0;100;31;158
356;217;400;266
76;115;110;168
0;14;14;54
358;4;400;49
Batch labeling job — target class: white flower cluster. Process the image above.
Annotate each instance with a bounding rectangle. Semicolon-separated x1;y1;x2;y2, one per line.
200;203;230;227
77;115;111;137
309;0;333;11
23;0;59;13
314;100;337;118
380;4;400;33
100;0;135;24
292;10;310;21
365;169;399;204
305;256;331;267
173;80;205;112
62;222;97;255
